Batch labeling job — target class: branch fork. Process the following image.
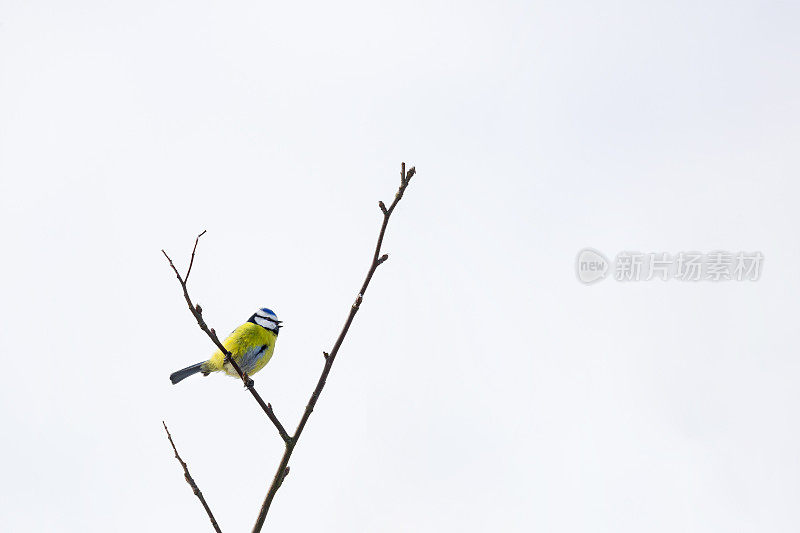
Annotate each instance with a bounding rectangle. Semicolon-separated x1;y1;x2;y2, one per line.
163;163;417;532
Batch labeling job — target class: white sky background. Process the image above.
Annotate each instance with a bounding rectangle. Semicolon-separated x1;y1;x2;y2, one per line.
1;1;799;531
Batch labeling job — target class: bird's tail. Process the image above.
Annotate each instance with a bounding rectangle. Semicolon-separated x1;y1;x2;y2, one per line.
170;362;205;385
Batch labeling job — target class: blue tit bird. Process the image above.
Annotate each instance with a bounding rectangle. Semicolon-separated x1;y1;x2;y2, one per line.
170;307;282;385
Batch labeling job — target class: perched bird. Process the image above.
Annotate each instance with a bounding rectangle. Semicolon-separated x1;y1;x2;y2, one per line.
170;307;282;385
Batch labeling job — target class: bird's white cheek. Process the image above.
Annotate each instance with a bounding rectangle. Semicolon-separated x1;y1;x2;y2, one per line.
254;316;277;330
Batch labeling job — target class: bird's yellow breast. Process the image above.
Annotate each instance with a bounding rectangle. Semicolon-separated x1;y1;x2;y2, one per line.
205;322;278;377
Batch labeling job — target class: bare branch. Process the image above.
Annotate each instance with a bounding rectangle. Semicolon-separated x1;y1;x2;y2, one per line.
185;230;207;282
163;163;417;531
163;422;222;533
251;163;417;532
265;403;290;443
162;244;291;444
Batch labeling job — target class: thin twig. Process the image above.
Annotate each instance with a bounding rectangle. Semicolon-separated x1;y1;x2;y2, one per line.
250;163;416;532
162;239;291;444
163;421;223;533
185;230;207;282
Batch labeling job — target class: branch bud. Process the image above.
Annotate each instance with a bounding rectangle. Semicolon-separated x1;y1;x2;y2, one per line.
379;201;387;214
377;253;389;265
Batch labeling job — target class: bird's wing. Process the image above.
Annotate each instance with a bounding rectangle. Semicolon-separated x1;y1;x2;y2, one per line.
240;343;269;373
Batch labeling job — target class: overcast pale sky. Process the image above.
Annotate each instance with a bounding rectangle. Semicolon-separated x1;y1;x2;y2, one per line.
1;1;799;531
